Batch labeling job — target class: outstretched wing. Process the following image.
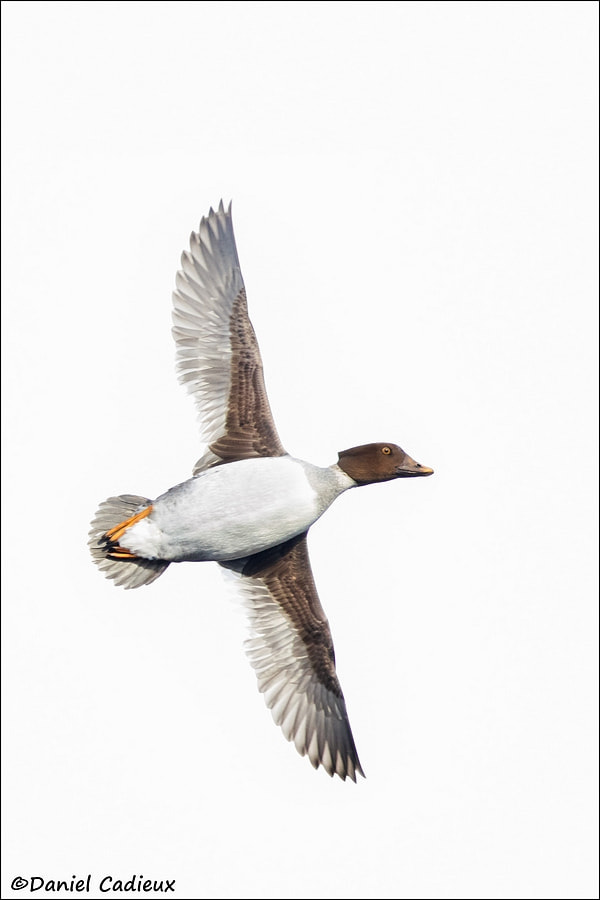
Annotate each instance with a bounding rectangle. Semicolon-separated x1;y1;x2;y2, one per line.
220;535;365;782
172;201;286;473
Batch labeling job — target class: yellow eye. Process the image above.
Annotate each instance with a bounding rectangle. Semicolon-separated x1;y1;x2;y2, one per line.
382;446;391;455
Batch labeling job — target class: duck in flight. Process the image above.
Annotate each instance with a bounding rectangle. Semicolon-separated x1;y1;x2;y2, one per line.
89;202;433;781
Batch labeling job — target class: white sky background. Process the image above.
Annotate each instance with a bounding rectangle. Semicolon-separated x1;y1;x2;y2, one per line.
2;2;598;898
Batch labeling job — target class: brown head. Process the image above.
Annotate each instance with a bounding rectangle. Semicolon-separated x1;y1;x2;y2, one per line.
337;442;434;485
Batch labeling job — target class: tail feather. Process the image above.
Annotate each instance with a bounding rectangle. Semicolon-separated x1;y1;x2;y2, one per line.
89;494;169;589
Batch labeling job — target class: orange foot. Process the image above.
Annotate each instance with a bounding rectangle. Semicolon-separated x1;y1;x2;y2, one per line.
104;505;153;544
106;548;139;560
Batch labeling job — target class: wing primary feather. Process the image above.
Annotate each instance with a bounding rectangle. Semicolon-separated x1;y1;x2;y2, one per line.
220;535;364;781
172;204;286;471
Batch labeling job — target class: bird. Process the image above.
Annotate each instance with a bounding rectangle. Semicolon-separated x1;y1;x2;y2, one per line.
89;201;433;781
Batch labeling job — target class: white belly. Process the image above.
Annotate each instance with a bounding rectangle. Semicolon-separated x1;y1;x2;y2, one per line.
122;456;328;562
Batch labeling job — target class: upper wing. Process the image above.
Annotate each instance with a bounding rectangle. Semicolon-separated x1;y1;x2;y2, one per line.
220;535;365;782
172;201;286;473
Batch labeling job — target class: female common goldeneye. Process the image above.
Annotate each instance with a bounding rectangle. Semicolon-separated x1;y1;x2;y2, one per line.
89;202;433;781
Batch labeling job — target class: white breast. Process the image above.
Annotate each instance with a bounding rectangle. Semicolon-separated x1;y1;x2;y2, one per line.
122;456;343;562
